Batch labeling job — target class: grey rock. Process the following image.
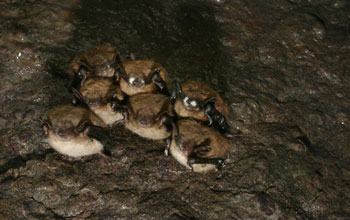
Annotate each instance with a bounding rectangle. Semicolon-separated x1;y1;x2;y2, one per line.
0;0;349;219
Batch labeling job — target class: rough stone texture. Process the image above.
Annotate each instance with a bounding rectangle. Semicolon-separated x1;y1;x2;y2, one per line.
0;0;349;219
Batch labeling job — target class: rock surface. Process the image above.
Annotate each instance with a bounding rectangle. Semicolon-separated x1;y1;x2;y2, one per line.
0;0;349;219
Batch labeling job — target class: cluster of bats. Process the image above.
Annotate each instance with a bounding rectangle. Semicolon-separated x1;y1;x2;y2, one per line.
42;45;232;173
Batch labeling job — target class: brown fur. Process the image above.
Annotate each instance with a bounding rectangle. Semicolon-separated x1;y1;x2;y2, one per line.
125;93;173;140
69;45;117;78
175;81;229;121
91;104;124;126
120;79;157;96
46;105;106;158
48;105;106;128
125;119;171;140
79;77;124;102
76;78;124;125
120;60;169;96
174;99;207;121
170;119;231;172
47;131;103;158
128;93;173;117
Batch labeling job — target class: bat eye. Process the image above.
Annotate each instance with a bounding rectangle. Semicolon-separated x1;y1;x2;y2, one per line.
58;129;64;137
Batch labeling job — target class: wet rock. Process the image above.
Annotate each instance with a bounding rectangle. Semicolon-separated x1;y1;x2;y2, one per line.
0;0;349;219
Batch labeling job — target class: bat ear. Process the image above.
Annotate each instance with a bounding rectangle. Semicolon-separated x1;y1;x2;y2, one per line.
193;138;212;155
41;121;51;136
171;82;182;99
78;61;92;72
156;97;172;120
203;97;217;106
39;116;51;133
112;53;127;79
71;87;83;100
82;126;89;136
77;68;88;87
151;69;166;90
77;120;90;136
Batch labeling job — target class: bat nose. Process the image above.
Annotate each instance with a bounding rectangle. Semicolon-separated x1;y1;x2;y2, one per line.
138;118;149;125
133;78;144;87
58;129;70;138
88;100;100;107
137;115;153;126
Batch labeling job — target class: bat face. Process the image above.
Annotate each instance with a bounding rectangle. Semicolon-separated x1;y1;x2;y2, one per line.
69;45;118;78
43;105;106;158
175;81;225;114
47;132;103;158
169;119;230;173
50;124;78;140
118;60;169;96
78;77;124;106
125;93;174;140
72;77;127;126
174;81;230;132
